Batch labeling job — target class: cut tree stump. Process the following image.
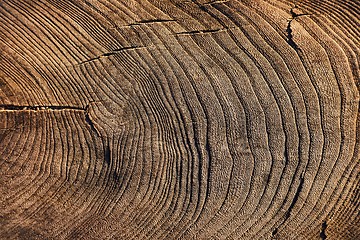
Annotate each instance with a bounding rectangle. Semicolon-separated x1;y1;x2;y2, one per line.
0;0;359;239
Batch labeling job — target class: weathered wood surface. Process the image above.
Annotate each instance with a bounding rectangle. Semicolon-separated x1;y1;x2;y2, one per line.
0;0;359;239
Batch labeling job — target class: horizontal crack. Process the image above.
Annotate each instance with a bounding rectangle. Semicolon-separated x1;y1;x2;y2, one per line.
78;46;145;65
0;104;85;111
129;19;176;26
175;28;227;35
1;103;102;136
203;0;230;5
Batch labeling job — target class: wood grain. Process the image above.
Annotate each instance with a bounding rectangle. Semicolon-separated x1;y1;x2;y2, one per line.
0;0;359;239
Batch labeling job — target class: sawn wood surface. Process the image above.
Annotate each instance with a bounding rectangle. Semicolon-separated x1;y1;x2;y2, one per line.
0;0;359;239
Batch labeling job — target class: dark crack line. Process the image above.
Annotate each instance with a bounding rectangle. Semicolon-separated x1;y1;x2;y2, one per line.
178;0;229;36
78;46;145;65
290;4;311;19
175;28;227;35
1;103;102;136
177;1;233;35
320;221;327;240
272;173;305;235
104;145;111;165
0;104;85;111
129;19;176;26
286;5;311;50
84;104;100;136
203;0;230;5
271;227;278;237
286;19;298;50
285;173;304;220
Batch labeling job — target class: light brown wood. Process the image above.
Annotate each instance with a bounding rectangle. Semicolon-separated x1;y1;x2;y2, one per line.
0;0;359;239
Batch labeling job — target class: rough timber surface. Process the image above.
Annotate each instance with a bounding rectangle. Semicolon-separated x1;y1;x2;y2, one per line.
0;0;359;239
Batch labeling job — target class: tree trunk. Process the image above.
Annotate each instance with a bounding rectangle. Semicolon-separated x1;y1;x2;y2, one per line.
0;0;359;239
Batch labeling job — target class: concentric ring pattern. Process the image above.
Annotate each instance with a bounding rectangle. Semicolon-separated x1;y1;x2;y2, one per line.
0;0;359;239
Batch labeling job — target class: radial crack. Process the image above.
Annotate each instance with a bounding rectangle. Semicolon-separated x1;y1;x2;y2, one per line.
175;28;227;35
129;19;176;26
104;145;111;165
0;104;85;111
203;0;230;5
78;46;145;65
285;173;304;220
286;6;310;50
320;221;327;239
84;104;100;136
0;103;102;136
272;228;278;237
286;18;298;50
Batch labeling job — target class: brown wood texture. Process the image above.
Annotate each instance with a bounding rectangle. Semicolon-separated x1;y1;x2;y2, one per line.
0;0;359;239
